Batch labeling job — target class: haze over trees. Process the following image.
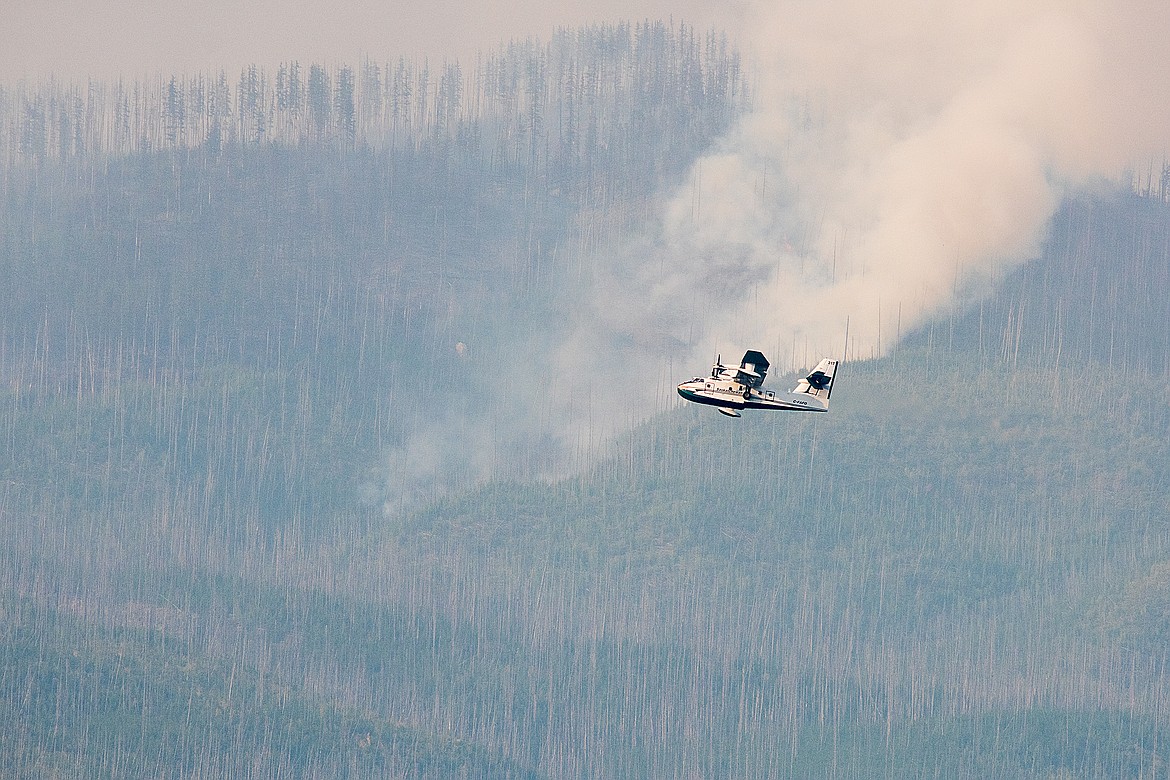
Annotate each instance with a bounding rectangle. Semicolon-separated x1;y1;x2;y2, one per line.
3;21;1170;778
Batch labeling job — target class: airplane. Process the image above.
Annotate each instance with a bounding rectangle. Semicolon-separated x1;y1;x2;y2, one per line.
677;350;839;417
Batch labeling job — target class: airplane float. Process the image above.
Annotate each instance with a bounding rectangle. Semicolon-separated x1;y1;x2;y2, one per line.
677;350;838;417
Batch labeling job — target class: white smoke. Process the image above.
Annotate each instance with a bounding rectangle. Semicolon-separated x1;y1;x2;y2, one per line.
654;0;1170;362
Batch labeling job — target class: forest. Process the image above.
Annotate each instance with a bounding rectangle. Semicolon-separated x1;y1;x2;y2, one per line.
3;20;1170;778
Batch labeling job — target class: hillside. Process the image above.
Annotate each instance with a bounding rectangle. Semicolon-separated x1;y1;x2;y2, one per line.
4;23;1170;778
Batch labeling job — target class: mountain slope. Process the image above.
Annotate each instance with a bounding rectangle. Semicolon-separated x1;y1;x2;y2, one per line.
4;28;1170;778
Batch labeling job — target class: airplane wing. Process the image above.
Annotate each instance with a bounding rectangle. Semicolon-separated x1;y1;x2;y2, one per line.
736;350;769;388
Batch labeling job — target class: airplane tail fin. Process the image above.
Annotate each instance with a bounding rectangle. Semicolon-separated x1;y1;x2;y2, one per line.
792;358;839;404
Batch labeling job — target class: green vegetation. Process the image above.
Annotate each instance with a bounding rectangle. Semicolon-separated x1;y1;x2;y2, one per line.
3;21;1170;778
0;593;538;779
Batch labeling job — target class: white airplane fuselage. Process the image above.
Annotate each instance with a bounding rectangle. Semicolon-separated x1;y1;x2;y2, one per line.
676;377;829;413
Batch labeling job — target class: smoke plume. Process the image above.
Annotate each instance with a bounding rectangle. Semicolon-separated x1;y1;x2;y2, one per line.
389;1;1170;499
655;0;1170;362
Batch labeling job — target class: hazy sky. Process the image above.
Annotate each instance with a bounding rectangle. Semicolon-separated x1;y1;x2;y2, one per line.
3;0;746;82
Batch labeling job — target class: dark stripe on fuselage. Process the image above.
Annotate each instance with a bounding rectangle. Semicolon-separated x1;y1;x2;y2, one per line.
743;400;826;412
678;386;826;413
677;387;744;410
